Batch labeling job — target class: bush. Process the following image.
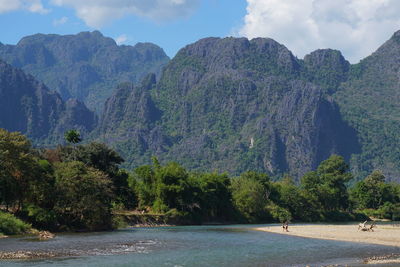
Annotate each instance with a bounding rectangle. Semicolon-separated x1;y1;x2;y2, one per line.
112;215;128;229
322;210;354;222
23;204;57;230
267;203;292;222
0;211;31;235
359;203;400;221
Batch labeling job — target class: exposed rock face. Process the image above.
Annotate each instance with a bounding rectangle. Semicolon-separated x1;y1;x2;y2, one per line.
4;30;400;181
0;60;95;143
98;37;360;179
0;31;169;111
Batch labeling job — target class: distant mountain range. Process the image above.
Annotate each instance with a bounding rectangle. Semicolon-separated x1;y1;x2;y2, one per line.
1;31;400;182
0;31;169;112
0;59;96;144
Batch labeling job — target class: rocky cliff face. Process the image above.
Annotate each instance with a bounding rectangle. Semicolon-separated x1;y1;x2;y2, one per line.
0;31;169;112
3;30;400;181
98;37;360;179
0;60;96;144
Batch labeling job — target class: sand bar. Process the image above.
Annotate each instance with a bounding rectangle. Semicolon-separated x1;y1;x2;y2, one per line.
255;224;400;247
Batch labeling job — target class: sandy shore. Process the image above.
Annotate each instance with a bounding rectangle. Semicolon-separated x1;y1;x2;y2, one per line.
255;223;400;247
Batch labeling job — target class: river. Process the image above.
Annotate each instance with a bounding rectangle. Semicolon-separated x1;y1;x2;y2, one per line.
1;224;399;266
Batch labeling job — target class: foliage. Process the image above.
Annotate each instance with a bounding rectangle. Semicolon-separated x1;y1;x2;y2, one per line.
350;170;400;220
53;161;114;231
271;176;317;221
350;170;397;209
231;172;270;222
193;172;233;222
60;142;136;209
64;130;81;144
0;129;43;210
267;203;292;223
301;155;353;216
1;128;400;233
0;211;31;235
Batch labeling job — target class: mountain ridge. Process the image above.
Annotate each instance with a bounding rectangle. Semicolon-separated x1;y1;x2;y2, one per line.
0;31;170;112
0;59;96;144
1;31;400;181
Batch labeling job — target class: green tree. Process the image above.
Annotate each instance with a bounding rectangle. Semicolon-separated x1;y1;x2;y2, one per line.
351;170;398;209
272;175;315;221
53;161;113;231
61;142;135;208
194;172;233;221
231;172;271;222
133;165;157;209
64;129;81;144
153;162;190;212
0;129;39;210
301;155;353;215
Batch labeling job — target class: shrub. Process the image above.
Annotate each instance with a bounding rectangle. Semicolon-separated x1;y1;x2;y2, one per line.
23;204;57;230
0;211;31;235
267;203;292;222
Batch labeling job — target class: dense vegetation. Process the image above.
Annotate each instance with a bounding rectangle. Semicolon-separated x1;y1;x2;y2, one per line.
1;129;399;235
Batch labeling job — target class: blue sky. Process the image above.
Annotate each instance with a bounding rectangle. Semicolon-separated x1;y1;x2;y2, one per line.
0;0;247;58
1;0;400;62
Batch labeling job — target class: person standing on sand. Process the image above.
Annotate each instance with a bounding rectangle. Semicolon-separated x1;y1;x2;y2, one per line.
282;221;289;232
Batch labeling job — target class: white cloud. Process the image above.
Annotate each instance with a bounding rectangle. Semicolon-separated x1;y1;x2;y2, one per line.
239;0;400;62
0;0;21;13
53;16;68;26
115;34;128;45
28;0;50;14
50;0;200;28
0;0;49;14
0;0;50;14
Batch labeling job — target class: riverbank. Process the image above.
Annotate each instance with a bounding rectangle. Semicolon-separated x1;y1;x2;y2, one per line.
255;223;400;247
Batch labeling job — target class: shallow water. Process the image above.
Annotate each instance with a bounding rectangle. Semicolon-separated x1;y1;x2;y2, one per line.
0;224;399;266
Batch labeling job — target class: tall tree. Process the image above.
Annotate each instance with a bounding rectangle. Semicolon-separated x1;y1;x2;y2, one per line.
0;129;38;210
64;130;81;145
301;155;352;213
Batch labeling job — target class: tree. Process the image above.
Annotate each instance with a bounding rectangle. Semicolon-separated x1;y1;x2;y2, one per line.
317;155;352;211
351;170;398;209
301;155;352;214
60;142;135;208
53;161;113;231
68;142;123;174
231;172;270;222
194;172;233;221
64;129;81;144
0;129;39;210
153;162;190;212
272;175;315;221
133;165;157;208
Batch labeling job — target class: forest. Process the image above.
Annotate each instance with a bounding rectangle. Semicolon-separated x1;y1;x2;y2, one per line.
1;128;399;236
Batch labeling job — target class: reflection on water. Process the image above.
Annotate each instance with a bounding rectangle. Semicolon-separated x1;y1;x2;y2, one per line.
0;224;399;267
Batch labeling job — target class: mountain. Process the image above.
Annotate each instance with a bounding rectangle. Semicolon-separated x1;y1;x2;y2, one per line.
0;59;96;144
98;37;360;179
0;31;169;112
2;30;400;181
333;30;400;181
